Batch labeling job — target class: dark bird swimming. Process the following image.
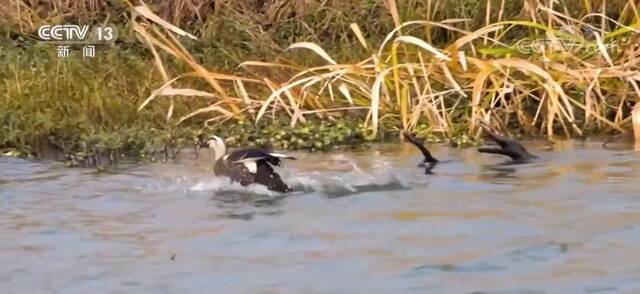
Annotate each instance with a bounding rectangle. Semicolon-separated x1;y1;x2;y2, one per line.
201;136;296;193
477;121;536;163
402;131;439;174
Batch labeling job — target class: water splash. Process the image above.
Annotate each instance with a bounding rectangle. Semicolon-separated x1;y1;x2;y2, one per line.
187;159;409;199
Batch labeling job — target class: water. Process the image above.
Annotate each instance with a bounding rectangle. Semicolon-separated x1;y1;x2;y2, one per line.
2;140;640;293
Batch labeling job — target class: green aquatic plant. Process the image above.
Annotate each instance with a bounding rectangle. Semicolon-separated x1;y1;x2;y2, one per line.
0;37;207;163
202;118;372;152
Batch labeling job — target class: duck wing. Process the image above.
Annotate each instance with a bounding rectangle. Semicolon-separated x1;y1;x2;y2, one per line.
478;122;511;148
214;158;256;186
478;122;536;161
228;163;255;186
253;160;291;193
228;148;296;166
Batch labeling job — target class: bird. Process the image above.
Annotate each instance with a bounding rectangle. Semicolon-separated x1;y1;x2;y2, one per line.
477;121;536;163
200;135;296;193
402;131;439;174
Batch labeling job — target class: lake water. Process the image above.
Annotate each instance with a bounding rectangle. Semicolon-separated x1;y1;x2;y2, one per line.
2;140;640;293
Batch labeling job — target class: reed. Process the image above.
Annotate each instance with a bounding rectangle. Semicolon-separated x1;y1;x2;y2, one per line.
131;0;640;141
633;103;640;146
2;0;640;163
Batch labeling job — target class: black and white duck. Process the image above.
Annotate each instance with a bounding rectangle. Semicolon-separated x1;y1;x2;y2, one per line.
477;121;536;163
200;136;296;193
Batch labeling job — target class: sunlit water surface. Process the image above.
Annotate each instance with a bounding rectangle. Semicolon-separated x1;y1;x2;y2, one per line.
2;140;640;293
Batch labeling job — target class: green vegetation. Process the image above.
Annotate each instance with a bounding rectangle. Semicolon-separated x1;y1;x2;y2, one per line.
1;0;639;166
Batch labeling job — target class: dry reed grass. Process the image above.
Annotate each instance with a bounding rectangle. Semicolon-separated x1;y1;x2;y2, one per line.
6;0;640;142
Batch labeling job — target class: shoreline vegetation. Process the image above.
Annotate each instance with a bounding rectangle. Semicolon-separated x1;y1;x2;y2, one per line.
1;0;639;168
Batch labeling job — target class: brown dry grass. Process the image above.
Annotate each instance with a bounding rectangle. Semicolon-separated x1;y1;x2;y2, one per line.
4;0;640;141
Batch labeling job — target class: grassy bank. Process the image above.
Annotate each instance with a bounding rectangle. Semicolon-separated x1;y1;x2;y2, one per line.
1;0;639;166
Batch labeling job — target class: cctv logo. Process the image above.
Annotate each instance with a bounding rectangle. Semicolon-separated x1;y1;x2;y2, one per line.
37;25;116;44
38;25;90;41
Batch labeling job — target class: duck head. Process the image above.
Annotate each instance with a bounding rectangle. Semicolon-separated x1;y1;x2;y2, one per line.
199;135;227;161
254;163;291;193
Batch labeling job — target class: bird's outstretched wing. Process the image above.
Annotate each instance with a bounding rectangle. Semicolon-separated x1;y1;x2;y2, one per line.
477;121;536;162
228;148;296;169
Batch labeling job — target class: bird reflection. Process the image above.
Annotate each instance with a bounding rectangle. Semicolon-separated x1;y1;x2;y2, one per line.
483;165;518;180
424;162;437;175
210;191;286;220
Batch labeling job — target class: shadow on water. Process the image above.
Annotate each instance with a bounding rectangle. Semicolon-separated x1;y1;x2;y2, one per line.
408;262;507;275
402;241;584;293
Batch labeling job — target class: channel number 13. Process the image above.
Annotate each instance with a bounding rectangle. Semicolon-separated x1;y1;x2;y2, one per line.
95;26;115;42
